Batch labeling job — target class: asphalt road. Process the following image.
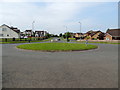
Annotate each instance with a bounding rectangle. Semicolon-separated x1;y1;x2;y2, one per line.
2;42;118;88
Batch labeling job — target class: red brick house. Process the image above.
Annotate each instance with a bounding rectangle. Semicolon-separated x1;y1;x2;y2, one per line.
84;30;103;40
104;29;120;40
74;33;84;38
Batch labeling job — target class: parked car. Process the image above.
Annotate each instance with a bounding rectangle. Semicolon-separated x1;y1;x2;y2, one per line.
51;39;57;42
55;38;60;41
57;38;61;41
51;39;54;42
51;38;60;42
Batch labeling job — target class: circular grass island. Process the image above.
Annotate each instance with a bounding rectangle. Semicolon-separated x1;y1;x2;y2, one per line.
17;43;98;52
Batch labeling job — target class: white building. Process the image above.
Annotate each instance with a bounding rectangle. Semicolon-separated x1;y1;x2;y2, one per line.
0;24;20;38
35;31;48;37
23;30;34;37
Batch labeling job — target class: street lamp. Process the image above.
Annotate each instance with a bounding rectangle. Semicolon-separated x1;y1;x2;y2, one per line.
78;22;82;40
32;21;35;37
63;25;69;42
63;25;68;31
32;21;35;31
65;26;67;32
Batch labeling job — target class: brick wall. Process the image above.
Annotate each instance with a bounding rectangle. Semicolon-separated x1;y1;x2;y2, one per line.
104;33;112;40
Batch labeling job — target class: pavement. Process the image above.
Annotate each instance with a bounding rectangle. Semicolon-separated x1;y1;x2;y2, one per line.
2;40;119;88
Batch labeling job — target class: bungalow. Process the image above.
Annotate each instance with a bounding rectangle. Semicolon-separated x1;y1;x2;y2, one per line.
35;31;48;37
104;29;120;40
0;24;20;38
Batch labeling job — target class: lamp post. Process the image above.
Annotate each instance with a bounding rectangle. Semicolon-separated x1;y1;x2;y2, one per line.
65;26;69;42
32;21;35;31
65;26;67;32
32;21;35;37
65;26;68;42
78;22;82;40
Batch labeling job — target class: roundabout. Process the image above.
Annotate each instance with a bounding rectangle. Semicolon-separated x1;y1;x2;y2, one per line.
2;40;118;88
16;43;98;52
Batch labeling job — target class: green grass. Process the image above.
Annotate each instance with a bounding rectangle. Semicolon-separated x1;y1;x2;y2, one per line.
60;37;75;41
0;38;53;44
76;41;120;44
88;41;120;44
68;38;76;40
17;43;98;51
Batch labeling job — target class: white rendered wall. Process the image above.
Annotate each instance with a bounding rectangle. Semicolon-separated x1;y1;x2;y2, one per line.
0;26;19;38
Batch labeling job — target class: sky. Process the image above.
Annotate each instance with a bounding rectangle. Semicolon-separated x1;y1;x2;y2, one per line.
0;1;118;34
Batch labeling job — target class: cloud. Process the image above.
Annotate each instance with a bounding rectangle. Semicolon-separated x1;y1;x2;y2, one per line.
0;2;118;34
0;2;87;34
1;0;119;2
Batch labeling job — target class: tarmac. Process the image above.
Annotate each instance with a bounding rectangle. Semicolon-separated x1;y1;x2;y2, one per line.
2;42;119;88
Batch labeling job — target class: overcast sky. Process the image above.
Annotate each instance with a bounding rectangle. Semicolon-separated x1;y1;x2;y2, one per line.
0;1;118;34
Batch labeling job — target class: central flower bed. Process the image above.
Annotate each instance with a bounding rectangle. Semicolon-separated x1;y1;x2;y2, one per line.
17;43;98;52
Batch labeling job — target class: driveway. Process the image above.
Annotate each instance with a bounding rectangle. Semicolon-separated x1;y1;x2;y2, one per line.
2;42;118;88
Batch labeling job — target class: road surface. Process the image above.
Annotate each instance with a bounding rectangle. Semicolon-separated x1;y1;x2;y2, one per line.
2;42;118;88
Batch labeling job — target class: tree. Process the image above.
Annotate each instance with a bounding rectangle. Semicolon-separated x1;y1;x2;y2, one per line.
54;35;58;37
65;32;71;42
65;32;71;38
45;33;51;38
107;28;110;31
50;34;54;37
50;34;58;37
86;36;90;40
59;33;62;37
62;35;66;38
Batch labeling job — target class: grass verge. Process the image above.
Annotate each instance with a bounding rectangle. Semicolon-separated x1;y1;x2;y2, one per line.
76;41;120;44
68;38;76;40
0;38;53;44
17;43;98;52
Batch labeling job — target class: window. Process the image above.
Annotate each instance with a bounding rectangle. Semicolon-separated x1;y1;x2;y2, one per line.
0;34;3;36
2;28;7;31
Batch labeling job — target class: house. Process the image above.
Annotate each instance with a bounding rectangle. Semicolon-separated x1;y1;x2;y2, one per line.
104;29;120;40
10;26;20;33
24;30;34;37
0;24;20;38
98;32;105;40
84;30;103;40
20;32;25;38
35;31;48;37
63;32;75;38
74;33;84;39
68;33;75;38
